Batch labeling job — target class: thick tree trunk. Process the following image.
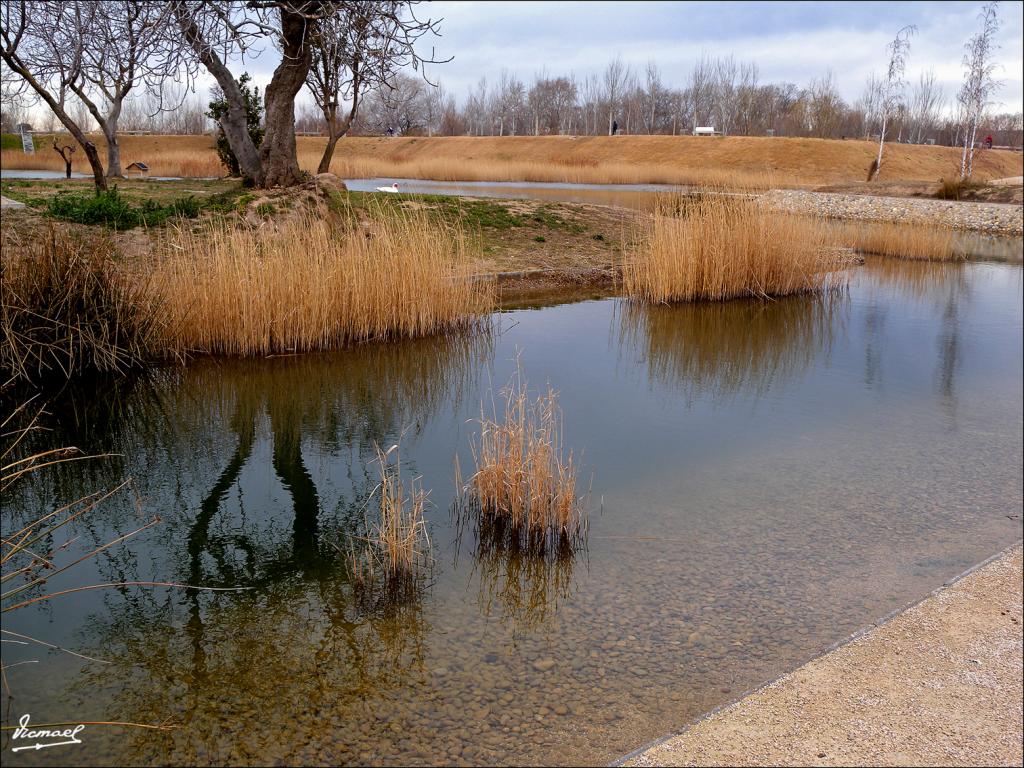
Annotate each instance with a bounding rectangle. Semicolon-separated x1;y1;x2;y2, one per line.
103;115;122;178
260;8;311;187
173;3;264;186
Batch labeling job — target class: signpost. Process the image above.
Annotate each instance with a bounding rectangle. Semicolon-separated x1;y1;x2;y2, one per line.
20;129;34;154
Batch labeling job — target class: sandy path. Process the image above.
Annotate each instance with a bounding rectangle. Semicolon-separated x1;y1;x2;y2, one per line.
626;544;1023;767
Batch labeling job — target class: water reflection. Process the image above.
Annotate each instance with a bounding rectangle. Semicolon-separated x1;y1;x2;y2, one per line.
617;294;843;404
454;511;580;637
3;258;1022;767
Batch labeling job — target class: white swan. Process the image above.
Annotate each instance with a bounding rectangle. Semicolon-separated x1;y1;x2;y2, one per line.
375;182;400;193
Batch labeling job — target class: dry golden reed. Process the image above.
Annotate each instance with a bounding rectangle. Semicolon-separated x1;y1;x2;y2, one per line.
148;207;492;356
457;364;584;551
347;442;431;598
836;220;958;261
321;154;785;190
623;194;844;303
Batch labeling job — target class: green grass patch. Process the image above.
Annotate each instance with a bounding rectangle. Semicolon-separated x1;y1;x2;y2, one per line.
45;188;206;230
1;133;36;150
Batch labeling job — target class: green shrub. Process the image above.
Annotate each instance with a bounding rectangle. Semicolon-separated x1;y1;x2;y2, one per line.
48;189;140;229
45;189;203;229
206;73;264;177
171;195;202;218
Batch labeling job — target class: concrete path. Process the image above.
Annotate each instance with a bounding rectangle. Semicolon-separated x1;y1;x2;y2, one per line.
0;195;26;209
627;544;1023;767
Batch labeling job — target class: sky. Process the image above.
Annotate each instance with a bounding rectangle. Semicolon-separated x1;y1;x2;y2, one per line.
225;0;1024;115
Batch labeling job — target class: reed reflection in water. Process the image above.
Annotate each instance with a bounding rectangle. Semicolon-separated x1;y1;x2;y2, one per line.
617;293;844;404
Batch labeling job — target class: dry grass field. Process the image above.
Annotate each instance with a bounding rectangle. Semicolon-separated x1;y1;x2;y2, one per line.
3;133;1020;187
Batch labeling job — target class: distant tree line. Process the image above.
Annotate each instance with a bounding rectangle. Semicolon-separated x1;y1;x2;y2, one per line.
1;0;1020;192
323;56;1021;150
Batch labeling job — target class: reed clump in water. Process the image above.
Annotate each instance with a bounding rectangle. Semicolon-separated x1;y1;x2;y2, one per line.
149;206;492;356
347;443;431;603
0;229;163;385
623;194;842;303
456;365;585;554
838;220;958;261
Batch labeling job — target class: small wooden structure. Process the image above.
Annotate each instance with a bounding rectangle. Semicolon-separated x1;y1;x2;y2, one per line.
125;161;150;178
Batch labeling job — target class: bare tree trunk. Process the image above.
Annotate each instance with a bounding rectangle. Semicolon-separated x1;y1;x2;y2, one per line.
317;91;358;175
103;115;122;178
174;5;264;186
873;114;887;180
260;8;310;187
318;123;340;175
71;85;125;178
966;118;978;177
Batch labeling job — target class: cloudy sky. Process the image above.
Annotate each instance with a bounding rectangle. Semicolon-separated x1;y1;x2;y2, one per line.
232;1;1024;113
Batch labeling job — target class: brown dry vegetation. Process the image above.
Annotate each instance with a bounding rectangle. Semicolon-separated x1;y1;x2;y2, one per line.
624;196;844;303
457;365;584;553
347;442;431;600
150;209;492;356
4;133;1020;187
0;206;492;384
837;220;958;261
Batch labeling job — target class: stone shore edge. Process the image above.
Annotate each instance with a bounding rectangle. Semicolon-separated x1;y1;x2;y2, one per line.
609;539;1024;767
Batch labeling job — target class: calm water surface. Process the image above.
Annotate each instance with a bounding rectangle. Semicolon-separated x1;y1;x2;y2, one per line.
2;257;1022;766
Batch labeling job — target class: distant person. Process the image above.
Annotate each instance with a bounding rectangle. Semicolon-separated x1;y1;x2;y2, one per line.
985;135;993;149
386;126;395;137
612;120;618;136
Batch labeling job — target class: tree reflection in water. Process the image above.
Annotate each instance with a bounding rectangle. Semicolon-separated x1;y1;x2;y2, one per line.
44;332;490;764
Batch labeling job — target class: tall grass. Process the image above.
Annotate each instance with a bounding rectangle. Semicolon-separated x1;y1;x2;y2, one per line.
456;364;585;554
149;208;492;356
0;229;163;384
321;154;786;190
623;194;843;303
347;443;431;602
836;220;958;261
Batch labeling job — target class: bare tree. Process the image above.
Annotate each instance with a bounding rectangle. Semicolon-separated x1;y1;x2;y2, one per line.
908;69;943;143
870;25;915;181
689;52;715;131
66;1;186;178
1;0;108;189
172;1;446;187
958;1;1001;178
806;70;844;138
713;55;738;135
306;1;445;174
601;55;628;135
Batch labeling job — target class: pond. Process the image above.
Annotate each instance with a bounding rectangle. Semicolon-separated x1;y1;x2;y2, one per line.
2;256;1022;766
342;177;692;209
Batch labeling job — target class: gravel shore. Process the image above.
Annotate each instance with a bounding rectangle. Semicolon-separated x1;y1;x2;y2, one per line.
764;189;1024;236
626;544;1024;767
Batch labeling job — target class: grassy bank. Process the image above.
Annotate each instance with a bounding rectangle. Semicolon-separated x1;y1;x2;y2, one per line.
4;134;1021;187
1;205;492;385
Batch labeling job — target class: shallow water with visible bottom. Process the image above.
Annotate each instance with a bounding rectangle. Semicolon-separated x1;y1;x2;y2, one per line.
2;257;1022;766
